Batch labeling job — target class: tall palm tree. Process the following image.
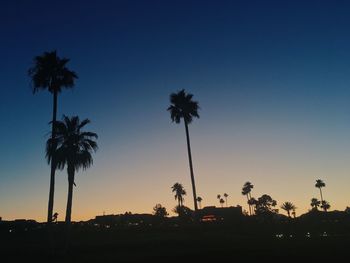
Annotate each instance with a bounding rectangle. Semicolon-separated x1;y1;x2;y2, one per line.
196;196;203;209
280;202;296;217
310;198;321;210
171;183;186;207
168;90;200;211
223;193;229;207
241;182;254;215
29;51;78;223
315;179;326;203
46;115;97;225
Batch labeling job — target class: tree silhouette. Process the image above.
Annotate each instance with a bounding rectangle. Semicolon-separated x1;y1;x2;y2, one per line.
217;194;221;206
242;182;254;215
223;193;228;207
168;90;200;212
280;202;296;218
171;183;186;207
172;205;193;222
315;179;326;205
46;115;97;225
253;194;278;215
310;198;321;210
219;198;225;208
29;51;77;223
153;204;168;218
196;196;203;209
320;200;331;212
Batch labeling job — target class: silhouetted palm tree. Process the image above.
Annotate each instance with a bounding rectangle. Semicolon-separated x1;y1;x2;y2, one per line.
310;198;321;210
219;198;225;207
171;183;186;207
46;115;97;225
280;202;296;217
223;193;229;207
321;200;330;212
219;198;225;208
242;182;254;215
217;194;221;206
29;51;77;223
196;196;203;209
315;179;326;204
168;90;200;211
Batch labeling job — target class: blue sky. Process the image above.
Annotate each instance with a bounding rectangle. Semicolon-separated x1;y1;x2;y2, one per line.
1;0;350;220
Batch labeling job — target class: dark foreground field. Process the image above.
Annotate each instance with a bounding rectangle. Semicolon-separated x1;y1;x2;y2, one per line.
1;223;349;262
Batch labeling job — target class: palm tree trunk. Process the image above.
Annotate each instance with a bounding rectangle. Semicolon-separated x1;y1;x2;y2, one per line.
225;197;228;207
65;167;75;224
246;194;251;216
184;120;198;212
47;90;58;223
319;188;324;203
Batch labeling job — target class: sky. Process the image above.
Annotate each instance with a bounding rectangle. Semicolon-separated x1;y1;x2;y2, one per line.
1;0;350;221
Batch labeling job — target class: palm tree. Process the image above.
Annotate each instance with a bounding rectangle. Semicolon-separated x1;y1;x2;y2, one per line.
310;198;321;210
241;182;254;215
280;202;296;217
223;193;229;207
46;115;97;225
168;90;200;211
29;51;78;223
219;198;225;208
171;183;186;207
196;196;203;209
315;179;326;203
321;200;331;212
217;194;221;206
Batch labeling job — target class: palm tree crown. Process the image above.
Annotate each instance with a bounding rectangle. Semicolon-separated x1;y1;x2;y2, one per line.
47;116;98;172
167;89;200;124
280;201;296;217
315;179;325;189
29;50;78;94
310;198;321;210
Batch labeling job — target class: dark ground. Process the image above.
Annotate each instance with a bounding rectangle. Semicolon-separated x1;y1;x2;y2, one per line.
1;223;349;262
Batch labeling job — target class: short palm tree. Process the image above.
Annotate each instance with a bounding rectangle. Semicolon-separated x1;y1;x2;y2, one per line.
241;182;254;215
280;202;296;217
223;193;229;207
217;194;221;205
29;51;78;223
171;183;186;207
46;115;97;225
315;179;326;203
310;198;321;210
196;196;203;209
321;200;331;212
219;198;225;208
168;90;200;211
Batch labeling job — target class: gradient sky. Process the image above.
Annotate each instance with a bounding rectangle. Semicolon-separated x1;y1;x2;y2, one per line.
1;0;350;221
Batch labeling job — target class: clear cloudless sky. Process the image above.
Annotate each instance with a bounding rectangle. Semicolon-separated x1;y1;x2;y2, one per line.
1;0;350;221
